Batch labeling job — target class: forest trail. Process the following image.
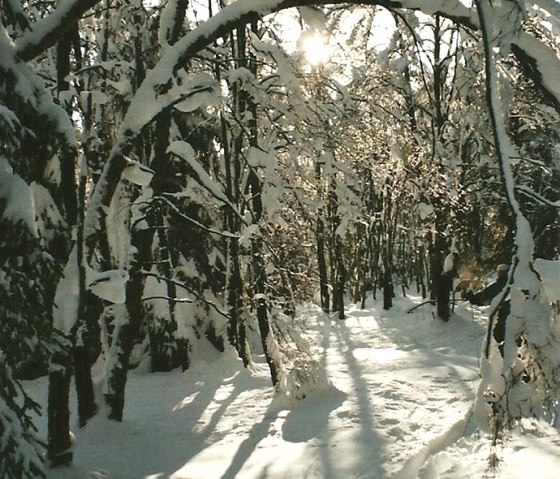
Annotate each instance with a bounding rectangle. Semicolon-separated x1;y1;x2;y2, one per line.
308;299;484;477
31;295;560;479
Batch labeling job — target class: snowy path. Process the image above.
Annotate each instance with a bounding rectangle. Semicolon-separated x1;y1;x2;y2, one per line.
302;298;483;478
27;295;560;479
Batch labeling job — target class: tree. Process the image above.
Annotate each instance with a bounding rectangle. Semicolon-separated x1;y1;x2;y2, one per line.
1;0;558;470
473;0;560;451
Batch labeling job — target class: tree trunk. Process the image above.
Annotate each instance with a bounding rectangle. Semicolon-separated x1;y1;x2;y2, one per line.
47;351;73;467
147;109;188;372
221;25;250;365
55;26;78;225
248;169;280;384
328;179;345;319
315;162;330;313
149;221;190;372
246;20;280;383
47;28;84;467
104;225;152;421
74;169;98;427
430;230;451;321
73;343;97;427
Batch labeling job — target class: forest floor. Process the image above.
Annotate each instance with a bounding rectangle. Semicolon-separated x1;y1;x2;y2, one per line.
25;294;560;478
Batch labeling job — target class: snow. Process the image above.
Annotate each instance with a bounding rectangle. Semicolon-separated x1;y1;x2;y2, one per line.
534;258;560;303
418;202;434;220
443;253;455;274
172;73;221;113
514;32;560;107
121;158;154;187
14;0;90;58
53;248;79;335
1;25;76;150
167;140;233;208
0;156;37;235
23;295;560;479
158;0;180;47
86;267;129;304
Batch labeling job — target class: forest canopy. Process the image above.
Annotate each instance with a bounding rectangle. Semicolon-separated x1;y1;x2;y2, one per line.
0;0;558;476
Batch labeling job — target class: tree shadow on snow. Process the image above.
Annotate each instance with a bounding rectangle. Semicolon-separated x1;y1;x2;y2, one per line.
334;321;387;472
218;412;277;479
96;366;271;479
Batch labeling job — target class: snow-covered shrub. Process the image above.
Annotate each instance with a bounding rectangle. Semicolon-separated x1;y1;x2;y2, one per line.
477;260;560;448
0;355;45;479
0;219;59;477
269;308;326;401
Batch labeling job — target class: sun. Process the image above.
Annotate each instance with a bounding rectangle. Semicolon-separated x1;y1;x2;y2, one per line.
301;33;330;66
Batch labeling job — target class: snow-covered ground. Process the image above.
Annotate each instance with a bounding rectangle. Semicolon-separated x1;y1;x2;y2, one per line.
25;295;560;478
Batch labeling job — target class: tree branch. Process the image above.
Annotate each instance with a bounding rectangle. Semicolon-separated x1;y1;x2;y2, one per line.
141;271;229;319
16;0;102;61
82;0;560;266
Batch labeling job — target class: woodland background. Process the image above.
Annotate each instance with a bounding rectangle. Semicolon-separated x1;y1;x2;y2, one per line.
0;1;558;477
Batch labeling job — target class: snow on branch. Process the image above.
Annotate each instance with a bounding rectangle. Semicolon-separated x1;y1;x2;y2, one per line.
0;157;37;235
141;270;229;319
122;158;154;187
82;0;560;265
86;267;129;304
157;195;238;239
11;0;560;114
0;28;77;150
15;0;102;61
0;105;21;133
511;33;560;112
516;185;560;208
166;140;236;209
534;259;560;304
474;0;560;436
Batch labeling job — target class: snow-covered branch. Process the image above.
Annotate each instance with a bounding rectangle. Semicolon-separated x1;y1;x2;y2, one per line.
82;0;560;265
516;185;560;208
141;296;194;303
166;140;237;209
157;195;238;239
474;0;559;435
511;33;560;112
141;271;229;319
15;0;102;61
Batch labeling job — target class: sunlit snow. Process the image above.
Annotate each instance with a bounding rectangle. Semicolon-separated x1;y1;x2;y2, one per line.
24;295;560;479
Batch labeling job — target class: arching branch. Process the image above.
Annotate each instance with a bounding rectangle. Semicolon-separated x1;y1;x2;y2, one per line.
14;0;559;111
82;0;560;265
15;0;102;61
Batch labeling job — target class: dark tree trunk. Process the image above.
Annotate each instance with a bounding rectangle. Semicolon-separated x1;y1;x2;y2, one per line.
104;226;153;421
431;16;451;321
73;344;97;427
47;351;73;467
315;163;330;313
328;179;345;319
147;109;188;372
142;0;190;371
149;221;190;372
221;104;243;354
246;20;279;383
47;28;83;467
416;242;427;299
430;231;451;321
382;263;394;311
55;27;78;225
334;240;346;319
248;169;280;384
221;26;250;365
74;171;98;427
